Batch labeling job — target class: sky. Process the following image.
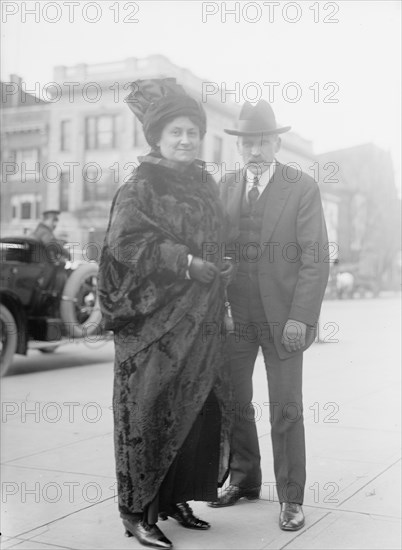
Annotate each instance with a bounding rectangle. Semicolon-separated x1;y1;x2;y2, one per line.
1;0;401;190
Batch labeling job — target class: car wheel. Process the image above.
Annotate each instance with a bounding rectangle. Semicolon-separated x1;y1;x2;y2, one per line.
60;262;102;339
0;304;18;377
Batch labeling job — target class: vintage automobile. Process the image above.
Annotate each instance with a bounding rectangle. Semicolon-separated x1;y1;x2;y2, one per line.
0;236;103;376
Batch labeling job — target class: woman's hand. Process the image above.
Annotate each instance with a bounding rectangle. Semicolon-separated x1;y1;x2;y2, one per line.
189;257;219;284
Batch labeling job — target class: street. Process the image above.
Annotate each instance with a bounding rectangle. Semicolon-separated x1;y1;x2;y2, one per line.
1;295;401;549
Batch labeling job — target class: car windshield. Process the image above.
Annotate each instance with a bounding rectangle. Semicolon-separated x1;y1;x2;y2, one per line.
0;241;32;263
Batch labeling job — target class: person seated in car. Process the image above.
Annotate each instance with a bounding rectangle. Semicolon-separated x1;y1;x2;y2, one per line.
30;209;70;305
30;210;70;263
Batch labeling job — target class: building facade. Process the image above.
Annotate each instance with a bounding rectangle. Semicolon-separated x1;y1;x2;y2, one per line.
46;55;241;250
1;75;50;236
318;143;401;291
1;55;336;262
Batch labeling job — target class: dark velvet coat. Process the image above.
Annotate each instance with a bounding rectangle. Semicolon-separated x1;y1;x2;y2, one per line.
98;155;231;514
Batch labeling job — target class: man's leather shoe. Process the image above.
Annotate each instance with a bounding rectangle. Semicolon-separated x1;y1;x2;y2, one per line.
123;518;172;548
207;484;260;508
279;503;305;531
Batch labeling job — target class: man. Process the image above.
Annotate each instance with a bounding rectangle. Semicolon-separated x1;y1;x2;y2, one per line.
30;209;70;261
30;210;69;307
208;100;329;531
30;209;61;246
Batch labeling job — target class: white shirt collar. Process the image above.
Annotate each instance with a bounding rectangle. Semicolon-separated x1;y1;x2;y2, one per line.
245;161;277;196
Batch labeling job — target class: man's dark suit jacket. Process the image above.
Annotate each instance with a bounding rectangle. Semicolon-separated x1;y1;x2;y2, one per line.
30;222;56;245
30;223;69;262
220;162;330;360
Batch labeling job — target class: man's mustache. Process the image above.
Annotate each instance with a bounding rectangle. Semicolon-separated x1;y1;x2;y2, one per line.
246;160;269;167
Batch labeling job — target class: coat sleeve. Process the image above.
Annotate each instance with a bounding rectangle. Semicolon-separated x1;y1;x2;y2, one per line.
106;179;189;284
288;178;330;326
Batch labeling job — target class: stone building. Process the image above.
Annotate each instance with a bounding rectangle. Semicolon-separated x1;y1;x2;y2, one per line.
318;143;401;292
1;55;332;259
45;54;241;251
1;75;50;235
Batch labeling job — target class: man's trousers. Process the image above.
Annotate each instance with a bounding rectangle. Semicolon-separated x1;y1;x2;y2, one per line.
227;277;306;504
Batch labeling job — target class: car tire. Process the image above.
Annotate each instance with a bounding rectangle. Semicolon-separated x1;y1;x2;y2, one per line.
60;262;102;339
0;304;18;377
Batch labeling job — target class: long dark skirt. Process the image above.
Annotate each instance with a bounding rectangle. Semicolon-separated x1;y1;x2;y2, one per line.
158;391;221;510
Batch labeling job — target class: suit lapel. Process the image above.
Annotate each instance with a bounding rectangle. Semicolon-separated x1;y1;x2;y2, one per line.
261;163;293;244
223;163;293;243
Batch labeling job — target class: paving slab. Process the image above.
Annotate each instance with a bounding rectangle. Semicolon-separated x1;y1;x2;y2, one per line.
1;412;112;464
338;460;401;517
1;464;115;538
1;351;114;464
8;432;115;479
305;423;400;465
0;537;75;549
258;437;389;508
0;537;19;550
279;510;401;550
2;498;329;550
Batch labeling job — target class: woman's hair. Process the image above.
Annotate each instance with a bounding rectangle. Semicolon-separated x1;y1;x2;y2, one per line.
146;114;204;147
143;94;206;146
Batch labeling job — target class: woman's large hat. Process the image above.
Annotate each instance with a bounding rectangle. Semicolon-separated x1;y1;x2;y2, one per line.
224;100;291;136
125;78;206;145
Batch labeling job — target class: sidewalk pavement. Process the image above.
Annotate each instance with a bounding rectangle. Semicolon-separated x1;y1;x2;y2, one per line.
1;295;401;549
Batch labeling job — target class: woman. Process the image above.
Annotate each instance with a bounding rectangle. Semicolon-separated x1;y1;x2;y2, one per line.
98;79;231;549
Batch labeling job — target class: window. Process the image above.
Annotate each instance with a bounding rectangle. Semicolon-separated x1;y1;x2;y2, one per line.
83;167;117;202
60;120;71;151
95;172;115;201
85;115;116;150
213;136;223;164
0;242;33;264
97;116;115;148
21;202;32;220
86;117;97;150
9;148;39;180
59;172;70;211
83;166;97;201
35;198;41;219
11;194;41;221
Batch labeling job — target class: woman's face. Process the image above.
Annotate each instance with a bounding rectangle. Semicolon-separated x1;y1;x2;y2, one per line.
157;116;201;164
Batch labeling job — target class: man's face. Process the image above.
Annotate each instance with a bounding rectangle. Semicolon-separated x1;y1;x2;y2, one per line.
50;216;58;231
44;215;58;231
237;134;281;176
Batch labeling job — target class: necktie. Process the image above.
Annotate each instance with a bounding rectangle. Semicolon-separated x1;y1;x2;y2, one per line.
248;176;260;207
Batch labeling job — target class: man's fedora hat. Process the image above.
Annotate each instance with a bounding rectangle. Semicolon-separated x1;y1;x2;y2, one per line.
224;100;291;136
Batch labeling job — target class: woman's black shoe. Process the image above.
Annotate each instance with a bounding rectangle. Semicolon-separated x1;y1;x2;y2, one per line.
123;518;172;549
159;502;210;530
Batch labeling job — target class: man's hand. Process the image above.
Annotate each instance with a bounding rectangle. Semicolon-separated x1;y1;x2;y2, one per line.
189;257;219;284
281;319;307;353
